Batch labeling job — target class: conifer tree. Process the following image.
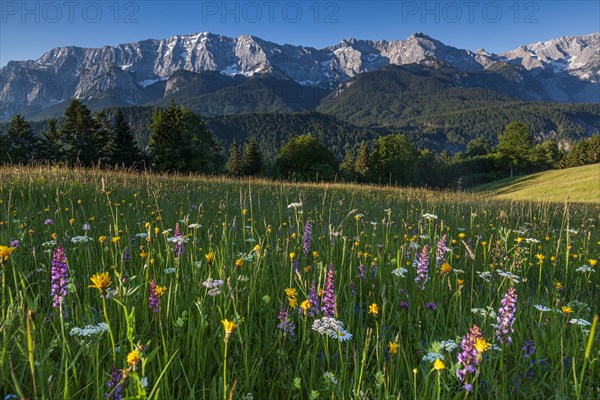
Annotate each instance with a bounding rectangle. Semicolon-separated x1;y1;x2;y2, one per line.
6;114;39;164
227;138;243;177
149;100;223;173
60;100;101;166
39;119;64;163
94;111;114;165
109;110;141;167
354;141;370;179
241;137;263;176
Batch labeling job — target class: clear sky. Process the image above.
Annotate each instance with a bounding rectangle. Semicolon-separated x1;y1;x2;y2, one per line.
1;1;599;66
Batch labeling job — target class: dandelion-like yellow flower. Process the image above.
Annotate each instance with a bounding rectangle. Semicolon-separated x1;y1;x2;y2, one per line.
69;218;75;225
312;251;319;258
285;288;297;299
475;338;491;354
300;300;311;313
289;252;296;260
235;258;243;268
242;209;247;215
388;341;399;355
481;241;487;247
112;236;120;244
0;245;15;262
99;236;107;244
516;237;524;244
127;349;141;366
555;281;562;290
252;244;260;253
205;252;214;264
89;272;112;295
536;254;545;263
221;319;237;342
457;279;464;286
433;358;445;371
589;259;597;267
458;233;465;239
155;286;167;297
355;214;361;221
440;262;452;274
288;298;298;308
368;303;379;316
561;306;572;315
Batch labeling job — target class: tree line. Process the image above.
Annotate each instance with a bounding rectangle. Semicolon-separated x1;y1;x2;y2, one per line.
1;100;598;188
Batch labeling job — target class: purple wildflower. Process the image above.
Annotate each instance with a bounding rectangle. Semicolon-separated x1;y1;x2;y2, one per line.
148;280;160;313
436;234;447;265
426;302;436;310
83;222;91;232
357;264;366;280
415;244;430;290
173;223;184;257
277;304;296;336
321;264;336;317
399;301;409;309
523;340;535;358
496;286;517;345
308;280;320;317
303;220;312;258
457;325;482;384
50;245;69;309
105;366;123;400
44;218;53;225
10;239;19;248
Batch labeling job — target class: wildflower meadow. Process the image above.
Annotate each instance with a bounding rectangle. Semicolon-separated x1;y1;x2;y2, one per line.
0;167;598;399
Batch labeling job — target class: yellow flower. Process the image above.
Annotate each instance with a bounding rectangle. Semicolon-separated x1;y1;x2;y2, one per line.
69;218;75;225
0;245;15;262
155;286;167;297
561;306;572;315
285;288;297;299
235;258;243;268
545;235;550;241
300;300;311;313
555;281;562;290
388;341;399;355
312;251;319;258
112;236;120;244
289;252;296;260
458;233;465;239
288;298;298;308
291;233;297;239
536;254;545;263
252;244;260;253
368;303;379;316
205;252;214;264
154;227;160;235
221;319;237;340
355;214;361;221
481;241;487;247
440;262;452;274
433;358;445;371
516;237;524;244
457;279;464;286
451;239;457;245
99;235;107;244
589;259;597;267
127;349;141;366
145;222;150;229
242;209;247;215
89;272;112;295
475;338;491;354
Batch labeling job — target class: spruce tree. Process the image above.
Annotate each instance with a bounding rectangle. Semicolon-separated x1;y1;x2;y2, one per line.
94;111;114;165
6;114;39;164
149;100;223;173
109;110;141;167
60;100;101;166
227;138;243;177
241;137;263;176
354;141;370;179
39;119;64;163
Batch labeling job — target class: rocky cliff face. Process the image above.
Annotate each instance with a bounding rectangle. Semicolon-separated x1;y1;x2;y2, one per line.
1;31;598;120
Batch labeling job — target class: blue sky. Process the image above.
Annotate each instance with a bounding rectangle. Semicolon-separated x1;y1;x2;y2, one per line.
1;1;599;66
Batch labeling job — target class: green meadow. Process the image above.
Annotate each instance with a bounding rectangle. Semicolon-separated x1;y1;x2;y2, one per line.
0;167;598;399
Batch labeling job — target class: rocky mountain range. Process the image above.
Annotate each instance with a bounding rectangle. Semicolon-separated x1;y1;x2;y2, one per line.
0;31;598;120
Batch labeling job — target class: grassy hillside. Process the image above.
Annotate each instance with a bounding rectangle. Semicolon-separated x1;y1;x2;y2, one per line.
473;163;600;203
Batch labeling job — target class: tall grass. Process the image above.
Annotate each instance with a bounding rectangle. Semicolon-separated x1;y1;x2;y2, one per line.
0;166;598;399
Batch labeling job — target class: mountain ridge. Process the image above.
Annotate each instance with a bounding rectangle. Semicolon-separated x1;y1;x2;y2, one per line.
1;31;598;120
